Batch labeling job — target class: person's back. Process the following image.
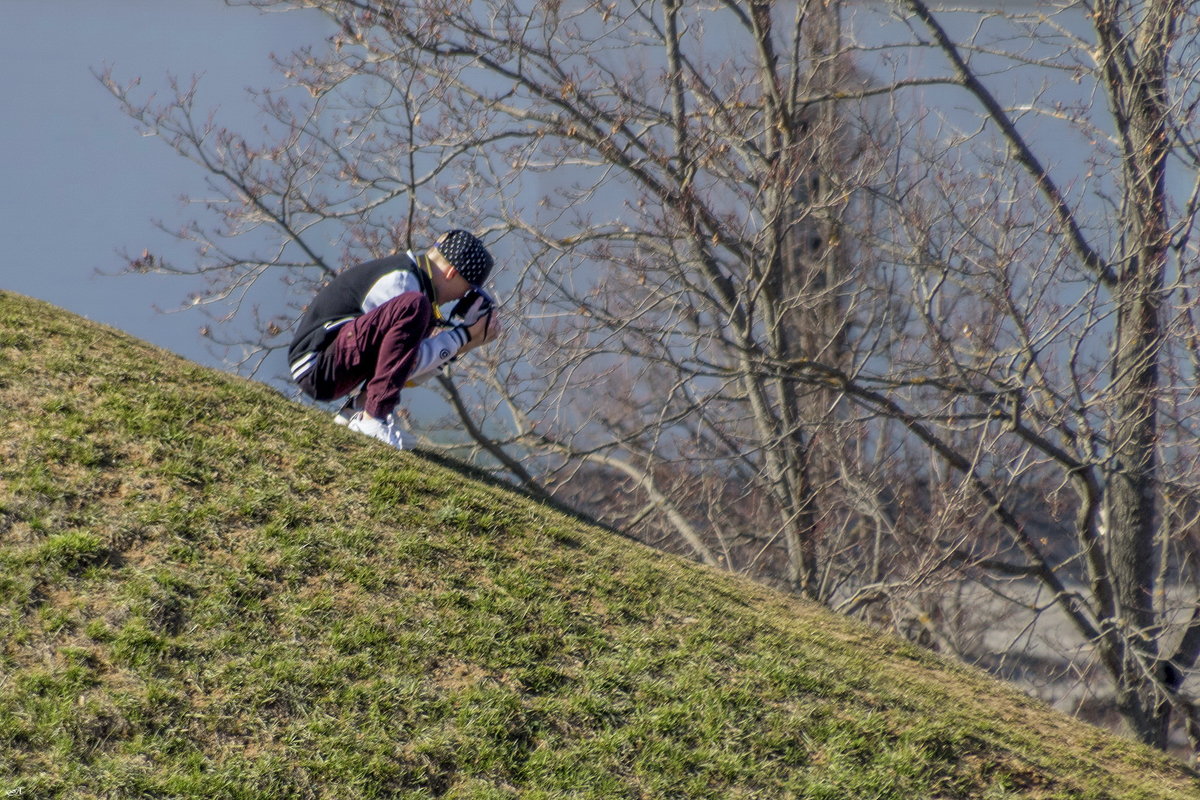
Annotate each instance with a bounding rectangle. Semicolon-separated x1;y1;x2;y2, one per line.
288;254;433;382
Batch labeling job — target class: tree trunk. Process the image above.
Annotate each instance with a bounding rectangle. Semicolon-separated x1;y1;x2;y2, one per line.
1097;0;1175;748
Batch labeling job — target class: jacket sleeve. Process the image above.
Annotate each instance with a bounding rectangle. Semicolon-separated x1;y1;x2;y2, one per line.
362;268;418;312
405;326;470;386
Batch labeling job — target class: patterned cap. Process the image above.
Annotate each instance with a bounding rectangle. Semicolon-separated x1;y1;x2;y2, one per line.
435;229;493;287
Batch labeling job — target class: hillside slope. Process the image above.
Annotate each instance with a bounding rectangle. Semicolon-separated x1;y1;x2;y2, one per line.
1;290;1197;800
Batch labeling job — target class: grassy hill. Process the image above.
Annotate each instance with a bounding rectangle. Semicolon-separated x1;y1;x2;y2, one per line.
1;290;1198;800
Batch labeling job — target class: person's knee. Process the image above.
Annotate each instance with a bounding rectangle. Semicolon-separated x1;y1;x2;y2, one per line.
379;292;433;330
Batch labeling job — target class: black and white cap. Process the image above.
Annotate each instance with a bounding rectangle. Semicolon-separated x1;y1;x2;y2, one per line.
435;229;493;287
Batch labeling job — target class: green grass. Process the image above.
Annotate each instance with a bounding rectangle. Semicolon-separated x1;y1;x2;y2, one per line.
1;289;1197;799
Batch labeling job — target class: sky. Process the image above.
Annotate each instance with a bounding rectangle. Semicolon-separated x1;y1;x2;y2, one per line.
1;1;332;372
1;1;1088;384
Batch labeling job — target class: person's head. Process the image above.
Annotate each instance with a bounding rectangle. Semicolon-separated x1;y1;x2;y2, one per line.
427;229;494;304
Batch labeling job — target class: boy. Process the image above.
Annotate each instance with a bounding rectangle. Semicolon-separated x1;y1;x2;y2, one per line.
288;229;502;449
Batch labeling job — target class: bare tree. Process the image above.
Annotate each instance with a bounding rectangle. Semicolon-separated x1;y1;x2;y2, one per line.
103;0;908;602
819;0;1200;753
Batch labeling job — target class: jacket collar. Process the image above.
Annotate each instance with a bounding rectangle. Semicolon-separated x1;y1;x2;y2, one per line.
407;251;446;323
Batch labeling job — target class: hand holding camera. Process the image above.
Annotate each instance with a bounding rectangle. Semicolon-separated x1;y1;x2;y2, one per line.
451;287;502;349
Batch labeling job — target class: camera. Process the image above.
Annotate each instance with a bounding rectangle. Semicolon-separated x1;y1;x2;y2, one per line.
449;286;497;324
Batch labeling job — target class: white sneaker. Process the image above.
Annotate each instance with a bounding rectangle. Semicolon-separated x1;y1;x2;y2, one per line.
347;411;409;450
332;393;364;426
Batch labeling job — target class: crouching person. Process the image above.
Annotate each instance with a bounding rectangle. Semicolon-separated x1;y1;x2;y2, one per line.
288;229;502;449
